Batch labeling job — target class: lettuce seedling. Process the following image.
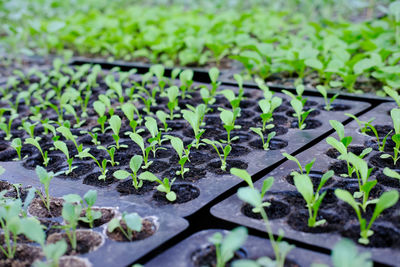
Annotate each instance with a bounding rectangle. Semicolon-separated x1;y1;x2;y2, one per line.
383;86;400;107
25;137;49;166
53;140;77;175
98;146;119;166
283;84;307;106
167;86;181;120
151;64;167;94
257;97;282;131
107;212;143;241
41;118;57;137
78;148;108;180
34;240;68;267
93;100;107;133
80;130;99;145
145;116;166;157
335;189;399;245
11;138;23;160
121;102;143;134
35;166;58;212
156;110;170;132
381;109;400;165
203;139;231;171
63;190;102;229
179;69;194;99
21;120;38;139
219;107;241;144
139;171;176;201
59;201;82;250
182;104;207;148
345;113;374;135
290;98;314;130
113;155;143;189
316;85;339;111
219;88;243;111
365;123;392;152
293;171;334;227
130;133;153;169
0;112;18;140
250;128;276;150
209;67;221;97
208;227;248;267
167;136;191;178
383;167;400;182
56;126;83;156
109;115;127;149
237;183;294;267
282;153;315;176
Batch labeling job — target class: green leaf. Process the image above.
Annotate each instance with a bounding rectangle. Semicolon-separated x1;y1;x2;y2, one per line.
305;58;323;70
293;174;314;204
139;171;158;182
335;189;359;213
124;213;143;232
331;238;372;267
83;190;97;206
237;187;262;207
329;120;345;140
383;168;400;180
391;109;400;134
113;170;131;180
107;218;120;233
21;217;45;246
109;115;121;136
373;190;399;217
221;227;248;263
231;168;253;188
209;67;220;83
130;155;143;173
53;140;69;158
260;177;274;198
166;191;176;201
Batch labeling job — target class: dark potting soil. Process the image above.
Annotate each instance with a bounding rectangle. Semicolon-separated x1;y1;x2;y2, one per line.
340;224;400;248
365;125;394;138
106;217;157;242
190;244;247;267
47;230;103;255
153;184;200;204
248;138;288;150
54;163;95;180
285;170;335;190
0;244;42;267
162;167;207;182
241;200;290;220
287;209;345;233
28;197;64;218
116;180;156;195
78;207;116;228
290;119;322;130
369;152;400;169
376;170;400;189
207;160;248;175
83;172;118;187
317;103;351;112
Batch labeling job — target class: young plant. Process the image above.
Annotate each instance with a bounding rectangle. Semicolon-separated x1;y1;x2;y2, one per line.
93;100;107;133
203;139;231;171
282;153;315;176
107;212;143;241
0;112;18;140
35;166;58;212
59;201;82;250
130;133;153;169
383;167;400;182
219;107;241;144
293;171;334;227
208;67;221;97
383;86;400;107
98;146;119;166
56;126;83;155
139;171;176;201
345;113;374;135
179;69;194;99
290;98;314;130
236;178;294;267
257;97;282;131
335;189;399;245
21;120;38;139
34;240;68;267
10;138;23;160
316;85;339;111
113;155;143;189
250;127;276;150
53;140;77;175
365;123;392;152
182;104;207;148
121;102;143;134
167;136;191;178
167;86;181;120
381;108;400;165
25;137;49;166
156;110;170;132
63;190;102;229
208;227;248;267
109;115;126;149
145;116;166;157
78;148;108;180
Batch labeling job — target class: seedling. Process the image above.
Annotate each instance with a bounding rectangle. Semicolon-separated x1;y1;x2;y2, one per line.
139;171;176;201
64;104;86;128
121;102;143;134
25;137;49;166
167;86;181;120
36;166;58;212
53;140;77;175
250;127;276;150
109;115;127;149
365;123;392;152
81;130;99;145
282;153;315;176
381;109;400;165
0;112;18;140
293;171;334;227
78;148;108;180
182;104;206;148
34;240;68;267
335;189;399;245
167;136;191;178
345;113;374;135
219;88;243;110
56;126;83;155
208;227;248;267
383;86;400;107
21;120;38;139
179;69;194;99
107;212;143;241
10;138;23;160
145;116;166;157
209;67;221;97
151;64;167;94
130;133;153;169
383;167;400;182
257;97;282;131
283;84;307;106
316;85;339;111
63;190;102;229
203;139;231;171
59;201;82;250
156;110;170;132
290;98;314;130
98;146;119;166
93;100;107;133
113;155;144;189
219;107;241;144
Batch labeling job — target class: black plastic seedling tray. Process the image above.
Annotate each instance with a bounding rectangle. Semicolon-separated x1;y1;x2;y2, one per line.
211;102;400;266
146;229;331;267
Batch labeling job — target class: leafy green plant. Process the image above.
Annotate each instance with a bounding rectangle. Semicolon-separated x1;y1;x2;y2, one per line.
289;98;314;130
0;112;18;140
203;139;231;171
383;167;400;182
381;108;400;165
365;123;392;152
167;86;181;120
98;146;119;166
335;189;399;245
35;166;58;212
208;227;248;267
10;138;23;160
250;127;276;150
56;126;83;156
63;190;102;229
316;85;339;111
34;240;68;267
25;137;49;166
345;113;374;135
109;115;127;149
139;171;176;201
53;140;76;175
282;153;315;176
107;212;143;241
59;201;82;250
257;97;282;131
179;69;194;99
113;155;143;189
383;86;400;107
130;133;153;169
219;107;241;144
93;100;108;133
78;148;108;180
121;102;143;134
145;116;166;157
156;110;170;132
167;136;191;178
293;171;334;227
182;104;206;148
21;120;38;139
